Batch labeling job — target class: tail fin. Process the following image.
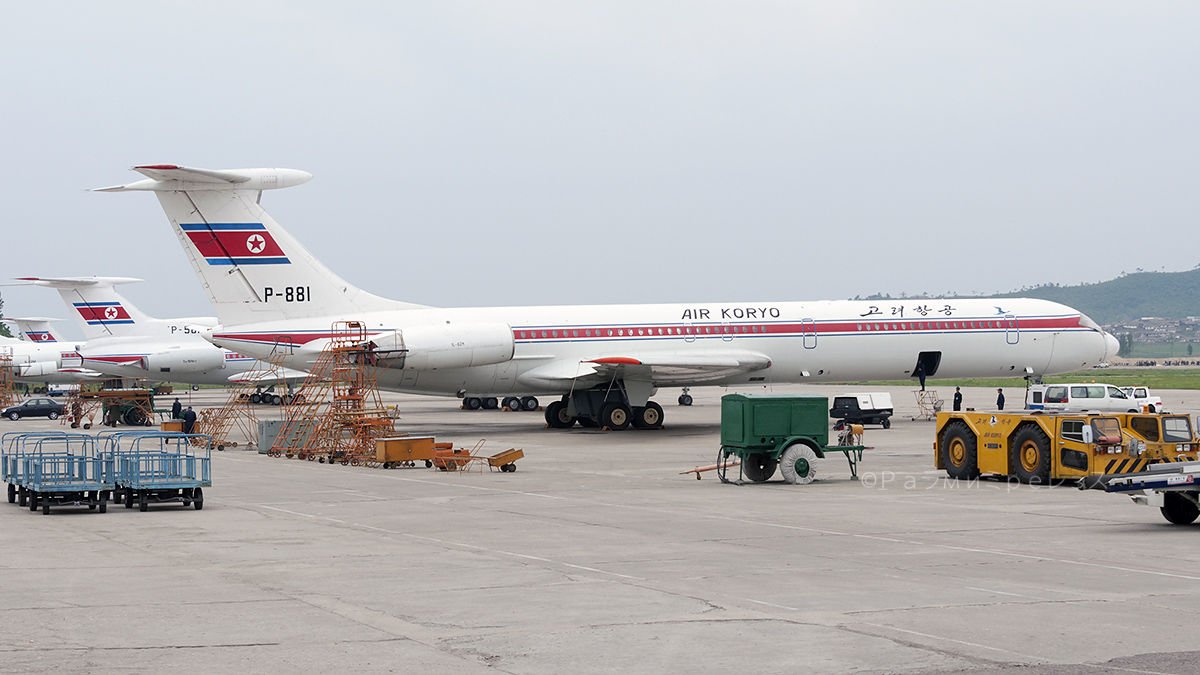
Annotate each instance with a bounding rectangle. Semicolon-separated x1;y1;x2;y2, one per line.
95;165;425;327
16;276;214;340
4;317;63;343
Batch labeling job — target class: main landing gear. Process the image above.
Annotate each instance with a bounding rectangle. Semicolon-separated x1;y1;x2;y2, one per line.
544;382;664;431
462;396;539;412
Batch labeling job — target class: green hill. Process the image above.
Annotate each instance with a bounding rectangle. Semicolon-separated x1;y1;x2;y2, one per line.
860;267;1200;325
994;268;1200;325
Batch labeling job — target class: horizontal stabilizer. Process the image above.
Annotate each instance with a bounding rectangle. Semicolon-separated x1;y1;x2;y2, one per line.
14;276;143;289
93;165;312;192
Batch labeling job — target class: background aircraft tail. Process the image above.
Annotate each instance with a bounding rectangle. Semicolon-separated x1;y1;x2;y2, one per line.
4;317;64;343
16;276;212;340
95;165;425;327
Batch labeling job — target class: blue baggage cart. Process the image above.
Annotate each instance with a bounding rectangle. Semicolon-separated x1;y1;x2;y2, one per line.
3;432;96;508
13;434;110;514
110;432;212;512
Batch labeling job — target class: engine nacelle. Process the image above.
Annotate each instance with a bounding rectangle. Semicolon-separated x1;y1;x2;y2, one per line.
19;361;61;378
142;345;226;373
372;323;514;370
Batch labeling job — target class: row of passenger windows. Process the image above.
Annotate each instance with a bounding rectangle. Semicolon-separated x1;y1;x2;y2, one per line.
514;325;772;339
857;320;1010;332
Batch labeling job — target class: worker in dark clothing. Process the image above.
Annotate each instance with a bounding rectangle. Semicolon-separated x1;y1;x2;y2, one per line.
953;387;963;411
182;406;197;434
914;361;926;391
996;388;1005;410
171;398;182;419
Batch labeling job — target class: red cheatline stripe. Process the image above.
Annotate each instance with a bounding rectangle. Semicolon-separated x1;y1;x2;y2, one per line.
512;316;1082;341
590;357;642;365
84;355;145;364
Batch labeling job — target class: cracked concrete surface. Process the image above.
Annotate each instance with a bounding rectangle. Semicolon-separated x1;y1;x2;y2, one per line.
2;384;1199;673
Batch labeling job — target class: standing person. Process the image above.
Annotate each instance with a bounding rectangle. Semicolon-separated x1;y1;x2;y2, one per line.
171;397;182;419
996;388;1005;410
182;406;197;434
953;387;963;411
914;361;927;391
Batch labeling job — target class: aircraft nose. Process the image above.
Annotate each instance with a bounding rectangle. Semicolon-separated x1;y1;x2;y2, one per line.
1103;332;1120;362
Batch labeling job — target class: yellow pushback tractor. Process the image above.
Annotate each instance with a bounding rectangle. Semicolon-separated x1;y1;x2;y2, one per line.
934;411;1198;484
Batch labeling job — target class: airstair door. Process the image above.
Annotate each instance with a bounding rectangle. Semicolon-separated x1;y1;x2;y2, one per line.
801;318;817;349
1004;315;1020;345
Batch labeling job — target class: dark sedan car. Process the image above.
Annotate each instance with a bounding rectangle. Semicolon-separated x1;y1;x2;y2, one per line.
3;398;65;421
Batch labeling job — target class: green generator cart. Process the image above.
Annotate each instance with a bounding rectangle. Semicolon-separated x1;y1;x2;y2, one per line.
717;394;866;484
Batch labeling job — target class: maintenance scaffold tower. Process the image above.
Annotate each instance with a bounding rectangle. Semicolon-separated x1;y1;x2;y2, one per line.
0;348;16;409
195;347;294;450
269;321;395;465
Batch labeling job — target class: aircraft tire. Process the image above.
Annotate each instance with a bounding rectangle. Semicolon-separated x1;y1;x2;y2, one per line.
678;394;693;406
521;396;539;411
464;397;482;411
545;401;574;429
482;397;499;410
599;403;632;431
632;401;664;429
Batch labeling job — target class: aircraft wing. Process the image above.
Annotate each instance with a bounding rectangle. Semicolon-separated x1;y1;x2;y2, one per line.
226;366;311;385
517;349;772;389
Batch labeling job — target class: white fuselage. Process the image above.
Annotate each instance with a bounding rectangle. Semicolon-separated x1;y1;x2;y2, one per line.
76;335;259;386
0;338;85;385
207;297;1114;397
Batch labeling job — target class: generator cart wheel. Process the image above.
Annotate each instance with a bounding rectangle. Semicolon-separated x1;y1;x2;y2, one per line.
193;487;204;511
545;401;575;429
742;453;778;483
1161;492;1199;525
779;444;819;485
881;417;891;429
1011;425;1051;485
7;483;14;504
939;422;979;480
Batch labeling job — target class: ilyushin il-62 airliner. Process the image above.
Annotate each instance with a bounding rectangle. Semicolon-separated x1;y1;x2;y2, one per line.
97;166;1119;431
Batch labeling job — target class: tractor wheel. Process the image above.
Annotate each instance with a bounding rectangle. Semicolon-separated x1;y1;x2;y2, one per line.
939;422;979;480
742;453;778;482
1161;492;1199;525
1011;425;1051;484
779;444;818;485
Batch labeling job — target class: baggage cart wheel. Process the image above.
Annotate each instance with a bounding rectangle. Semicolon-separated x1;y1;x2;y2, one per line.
193;487;204;510
779;444;819;485
7;484;14;504
139;493;148;512
425;460;433;468
124;490;134;508
43;499;50;515
98;493;107;514
28;492;38;511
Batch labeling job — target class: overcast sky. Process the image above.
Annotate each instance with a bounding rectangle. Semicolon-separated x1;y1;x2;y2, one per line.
2;2;1197;338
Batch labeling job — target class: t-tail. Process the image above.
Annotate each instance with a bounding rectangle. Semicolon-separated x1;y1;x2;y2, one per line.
4;317;62;343
17;276;216;340
95;165;426;328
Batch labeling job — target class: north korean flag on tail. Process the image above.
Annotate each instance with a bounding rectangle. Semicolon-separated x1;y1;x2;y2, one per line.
180;223;290;265
74;302;133;325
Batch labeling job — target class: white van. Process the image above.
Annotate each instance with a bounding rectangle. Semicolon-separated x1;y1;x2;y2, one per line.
1026;383;1140;413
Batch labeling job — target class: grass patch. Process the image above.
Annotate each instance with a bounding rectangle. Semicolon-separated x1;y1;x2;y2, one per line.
831;368;1200;390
